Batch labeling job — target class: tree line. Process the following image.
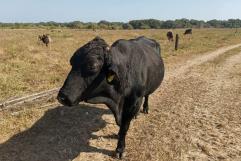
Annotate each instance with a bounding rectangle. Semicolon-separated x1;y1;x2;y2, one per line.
1;19;241;29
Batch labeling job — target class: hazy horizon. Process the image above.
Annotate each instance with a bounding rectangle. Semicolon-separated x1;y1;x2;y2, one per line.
1;18;241;24
1;0;241;23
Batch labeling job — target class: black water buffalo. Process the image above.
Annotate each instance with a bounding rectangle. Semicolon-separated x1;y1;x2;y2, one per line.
184;28;192;35
57;36;165;159
167;31;174;41
38;34;52;46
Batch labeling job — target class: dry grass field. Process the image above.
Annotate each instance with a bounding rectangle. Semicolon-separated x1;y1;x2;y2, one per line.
0;28;241;161
0;28;241;101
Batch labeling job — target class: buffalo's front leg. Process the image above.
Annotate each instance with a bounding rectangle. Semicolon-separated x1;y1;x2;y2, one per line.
115;97;142;159
115;114;132;159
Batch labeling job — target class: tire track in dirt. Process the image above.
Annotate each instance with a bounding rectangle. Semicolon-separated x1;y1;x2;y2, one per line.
165;43;241;80
185;51;241;161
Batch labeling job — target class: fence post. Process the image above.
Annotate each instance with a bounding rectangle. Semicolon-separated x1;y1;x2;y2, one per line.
175;34;179;50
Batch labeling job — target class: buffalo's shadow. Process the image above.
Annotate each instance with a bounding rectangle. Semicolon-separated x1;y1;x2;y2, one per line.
0;104;113;161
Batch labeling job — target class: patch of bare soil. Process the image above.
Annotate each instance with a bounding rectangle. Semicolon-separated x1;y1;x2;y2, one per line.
0;48;4;55
1;44;241;161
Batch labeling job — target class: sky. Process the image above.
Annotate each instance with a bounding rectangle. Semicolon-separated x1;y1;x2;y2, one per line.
0;0;241;23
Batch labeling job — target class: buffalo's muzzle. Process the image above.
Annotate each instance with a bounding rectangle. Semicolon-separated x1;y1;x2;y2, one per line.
57;91;75;106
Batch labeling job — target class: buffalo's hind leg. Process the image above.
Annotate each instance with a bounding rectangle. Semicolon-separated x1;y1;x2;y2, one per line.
143;95;149;114
134;97;143;119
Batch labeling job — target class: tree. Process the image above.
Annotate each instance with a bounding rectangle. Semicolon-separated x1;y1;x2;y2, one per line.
161;20;175;29
67;21;84;29
122;23;133;30
1;19;241;29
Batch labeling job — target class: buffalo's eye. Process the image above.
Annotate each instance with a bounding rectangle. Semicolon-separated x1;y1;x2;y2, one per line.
87;63;98;71
81;62;100;76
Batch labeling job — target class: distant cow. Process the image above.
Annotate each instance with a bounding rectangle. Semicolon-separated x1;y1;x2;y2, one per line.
38;34;52;47
184;29;192;35
57;36;165;159
167;31;174;41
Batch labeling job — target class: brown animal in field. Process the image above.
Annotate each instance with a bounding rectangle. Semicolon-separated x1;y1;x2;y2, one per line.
38;34;52;47
167;31;174;41
184;29;192;35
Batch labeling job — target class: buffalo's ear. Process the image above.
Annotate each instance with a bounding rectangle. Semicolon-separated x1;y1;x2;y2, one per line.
106;71;116;83
106;64;120;86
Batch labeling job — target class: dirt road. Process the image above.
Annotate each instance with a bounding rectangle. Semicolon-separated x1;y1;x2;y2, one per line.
1;44;241;161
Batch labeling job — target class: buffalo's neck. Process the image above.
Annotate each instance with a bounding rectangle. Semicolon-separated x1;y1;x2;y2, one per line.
85;96;118;109
85;95;122;126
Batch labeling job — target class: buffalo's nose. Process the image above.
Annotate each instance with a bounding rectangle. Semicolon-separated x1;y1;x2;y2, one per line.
57;91;71;106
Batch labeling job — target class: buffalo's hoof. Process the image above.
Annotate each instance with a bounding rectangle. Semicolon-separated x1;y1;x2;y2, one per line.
115;151;126;159
115;147;126;159
143;109;149;114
